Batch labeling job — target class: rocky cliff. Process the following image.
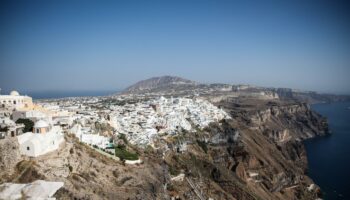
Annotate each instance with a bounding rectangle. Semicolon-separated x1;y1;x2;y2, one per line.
161;98;328;200
275;88;350;104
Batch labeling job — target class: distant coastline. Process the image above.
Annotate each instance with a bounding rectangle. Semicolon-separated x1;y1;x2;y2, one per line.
26;90;118;100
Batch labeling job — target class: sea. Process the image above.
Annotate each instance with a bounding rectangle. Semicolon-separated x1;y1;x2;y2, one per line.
26;90;118;99
304;101;350;200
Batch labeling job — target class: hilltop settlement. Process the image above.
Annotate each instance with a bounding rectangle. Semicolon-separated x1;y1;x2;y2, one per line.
0;76;335;200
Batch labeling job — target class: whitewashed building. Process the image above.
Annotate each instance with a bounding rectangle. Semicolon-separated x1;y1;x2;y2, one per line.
17;120;64;157
70;124;110;149
0;91;33;110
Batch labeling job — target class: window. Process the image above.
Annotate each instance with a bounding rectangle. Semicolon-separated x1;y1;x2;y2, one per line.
27;147;30;151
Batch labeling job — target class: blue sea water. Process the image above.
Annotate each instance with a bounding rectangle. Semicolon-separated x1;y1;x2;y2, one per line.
25;90;118;99
304;102;350;200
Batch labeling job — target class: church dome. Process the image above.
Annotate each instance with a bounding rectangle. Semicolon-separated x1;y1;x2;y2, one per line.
10;90;20;96
34;120;49;128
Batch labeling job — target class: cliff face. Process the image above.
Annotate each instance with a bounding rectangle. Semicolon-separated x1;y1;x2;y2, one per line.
249;103;328;140
164;99;328;200
232;103;327;200
275;88;350;104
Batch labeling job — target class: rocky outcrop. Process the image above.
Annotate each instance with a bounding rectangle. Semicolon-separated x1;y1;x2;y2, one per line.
0;137;22;183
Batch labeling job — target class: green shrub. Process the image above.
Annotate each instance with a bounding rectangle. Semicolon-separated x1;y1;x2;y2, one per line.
15;118;34;133
115;145;138;161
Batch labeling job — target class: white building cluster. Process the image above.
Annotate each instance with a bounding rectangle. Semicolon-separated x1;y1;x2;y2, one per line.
110;97;230;146
1;90;230;156
0;91;65;157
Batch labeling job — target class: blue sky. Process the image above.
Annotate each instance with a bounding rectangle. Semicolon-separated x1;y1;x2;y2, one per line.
0;0;349;94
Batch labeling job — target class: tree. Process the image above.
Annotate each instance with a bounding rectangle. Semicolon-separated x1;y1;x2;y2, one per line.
0;126;9;132
16;118;34;133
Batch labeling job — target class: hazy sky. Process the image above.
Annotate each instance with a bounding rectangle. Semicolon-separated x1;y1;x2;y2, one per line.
1;0;350;94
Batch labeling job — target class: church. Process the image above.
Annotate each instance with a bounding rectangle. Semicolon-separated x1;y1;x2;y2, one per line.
0;90;33;110
17;120;64;157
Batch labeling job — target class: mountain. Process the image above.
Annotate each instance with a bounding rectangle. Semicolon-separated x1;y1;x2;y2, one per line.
125;76;197;93
123;76;350;104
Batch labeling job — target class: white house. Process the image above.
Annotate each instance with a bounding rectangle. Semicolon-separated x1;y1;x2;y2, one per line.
70;124;110;149
17;120;64;157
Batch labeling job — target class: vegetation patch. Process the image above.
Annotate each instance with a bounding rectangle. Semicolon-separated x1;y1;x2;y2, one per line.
115;145;139;161
15;118;34;133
